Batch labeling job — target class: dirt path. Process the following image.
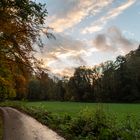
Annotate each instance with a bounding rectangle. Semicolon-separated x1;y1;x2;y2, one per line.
0;107;65;140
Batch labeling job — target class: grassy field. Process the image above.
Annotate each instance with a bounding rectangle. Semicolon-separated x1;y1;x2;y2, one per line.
0;101;140;139
1;101;140;119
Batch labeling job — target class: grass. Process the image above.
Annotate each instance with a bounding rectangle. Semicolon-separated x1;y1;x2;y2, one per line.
0;101;140;119
0;101;140;140
0;112;3;140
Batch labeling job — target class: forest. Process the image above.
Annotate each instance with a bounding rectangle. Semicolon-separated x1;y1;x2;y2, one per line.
0;0;139;103
21;46;140;102
1;45;140;102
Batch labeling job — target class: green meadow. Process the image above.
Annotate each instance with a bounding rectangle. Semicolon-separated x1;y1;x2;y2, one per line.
1;101;140;119
1;101;140;139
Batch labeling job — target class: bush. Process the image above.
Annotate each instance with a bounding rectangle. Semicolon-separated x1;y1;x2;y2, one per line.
60;108;140;140
65;108;118;139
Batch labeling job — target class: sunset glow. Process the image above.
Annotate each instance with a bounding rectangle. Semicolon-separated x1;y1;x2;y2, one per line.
36;0;139;76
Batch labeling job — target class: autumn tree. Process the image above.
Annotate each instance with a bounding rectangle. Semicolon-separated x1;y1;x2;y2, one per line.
0;0;48;99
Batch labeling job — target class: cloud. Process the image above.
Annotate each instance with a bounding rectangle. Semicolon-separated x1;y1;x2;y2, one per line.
68;53;87;65
82;0;136;34
93;26;138;53
49;0;113;32
36;33;88;73
52;67;75;77
93;34;116;51
36;26;138;76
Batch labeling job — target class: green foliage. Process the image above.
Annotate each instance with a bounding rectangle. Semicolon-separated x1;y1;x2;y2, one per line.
1;101;140;140
0;0;48;100
28;73;66;101
65;108;118;139
62;46;140;103
0;63;16;100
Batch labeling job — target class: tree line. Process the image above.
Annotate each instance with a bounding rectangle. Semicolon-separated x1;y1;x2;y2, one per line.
23;46;140;102
0;0;139;102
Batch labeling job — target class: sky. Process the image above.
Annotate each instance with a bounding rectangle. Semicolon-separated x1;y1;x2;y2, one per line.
36;0;140;77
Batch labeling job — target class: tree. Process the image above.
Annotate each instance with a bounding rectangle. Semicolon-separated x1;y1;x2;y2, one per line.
0;61;16;100
15;74;27;99
0;0;48;99
28;78;40;100
99;61;116;101
0;0;47;67
68;66;94;101
66;46;140;103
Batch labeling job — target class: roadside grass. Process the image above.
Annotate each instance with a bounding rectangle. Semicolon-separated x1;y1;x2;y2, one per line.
0;112;3;140
0;101;140;140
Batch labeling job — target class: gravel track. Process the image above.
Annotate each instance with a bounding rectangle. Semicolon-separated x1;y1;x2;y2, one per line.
0;107;65;140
